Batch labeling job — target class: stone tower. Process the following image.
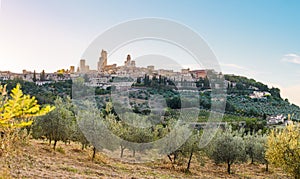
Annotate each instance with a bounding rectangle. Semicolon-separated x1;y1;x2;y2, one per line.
98;49;108;72
125;54;131;67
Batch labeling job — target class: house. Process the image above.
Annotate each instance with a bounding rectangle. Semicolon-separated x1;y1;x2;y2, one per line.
249;91;271;99
267;114;285;125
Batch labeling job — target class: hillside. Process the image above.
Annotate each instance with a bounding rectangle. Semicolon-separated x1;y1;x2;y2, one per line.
1;139;290;179
224;74;300;120
1;77;299;179
1;74;299;122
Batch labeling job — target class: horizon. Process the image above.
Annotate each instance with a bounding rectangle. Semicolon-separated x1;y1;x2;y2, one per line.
0;0;299;105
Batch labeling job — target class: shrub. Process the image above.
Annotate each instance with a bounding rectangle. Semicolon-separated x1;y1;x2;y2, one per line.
266;123;300;178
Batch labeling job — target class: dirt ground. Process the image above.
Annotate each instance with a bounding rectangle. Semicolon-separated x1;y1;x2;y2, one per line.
0;139;291;179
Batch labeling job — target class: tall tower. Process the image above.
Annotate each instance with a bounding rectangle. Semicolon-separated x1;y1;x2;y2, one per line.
80;59;86;72
98;49;108;72
124;54;131;67
69;66;75;73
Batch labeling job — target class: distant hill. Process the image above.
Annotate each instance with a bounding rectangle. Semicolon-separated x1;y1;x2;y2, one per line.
1;74;299;121
223;74;300;120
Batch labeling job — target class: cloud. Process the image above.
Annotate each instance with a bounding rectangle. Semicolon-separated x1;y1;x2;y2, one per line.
219;62;266;77
220;63;247;70
281;53;300;65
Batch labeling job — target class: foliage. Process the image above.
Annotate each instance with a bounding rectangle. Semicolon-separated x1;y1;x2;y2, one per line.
2;79;72;105
252;133;268;171
244;131;268;169
2;78;300;120
266;123;300;178
0;84;53;177
177;130;202;172
75;101;119;159
107;111;155;158
207;126;247;174
226;95;300;119
0;84;54;130
32;96;74;149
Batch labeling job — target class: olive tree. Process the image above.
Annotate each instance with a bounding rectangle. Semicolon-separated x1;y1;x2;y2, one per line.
75;101;120;160
252;134;268;171
207;126;246;174
178;130;202;172
33;97;75;150
244;131;268;170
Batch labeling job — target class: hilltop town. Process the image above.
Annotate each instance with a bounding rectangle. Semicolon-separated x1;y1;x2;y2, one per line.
0;49;210;87
1;49;299;124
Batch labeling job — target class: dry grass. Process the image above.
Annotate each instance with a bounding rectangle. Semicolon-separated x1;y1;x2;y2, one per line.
0;139;291;178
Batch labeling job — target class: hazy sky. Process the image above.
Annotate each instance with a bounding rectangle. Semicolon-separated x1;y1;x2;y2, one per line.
0;0;299;105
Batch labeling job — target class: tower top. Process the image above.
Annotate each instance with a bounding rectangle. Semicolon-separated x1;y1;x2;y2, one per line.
101;49;107;56
127;54;131;61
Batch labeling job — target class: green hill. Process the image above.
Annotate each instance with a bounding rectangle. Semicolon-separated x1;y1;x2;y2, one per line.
1;74;299;121
223;74;300;120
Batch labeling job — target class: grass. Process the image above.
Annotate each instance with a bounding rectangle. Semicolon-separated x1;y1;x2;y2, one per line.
60;166;78;173
56;147;65;154
0;167;11;179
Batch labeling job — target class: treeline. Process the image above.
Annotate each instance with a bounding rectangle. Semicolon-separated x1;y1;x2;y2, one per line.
31;96;268;174
0;79;72;105
1;76;300;120
29;96;299;177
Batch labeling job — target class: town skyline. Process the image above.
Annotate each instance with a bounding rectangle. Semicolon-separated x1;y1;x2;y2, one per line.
1;0;300;106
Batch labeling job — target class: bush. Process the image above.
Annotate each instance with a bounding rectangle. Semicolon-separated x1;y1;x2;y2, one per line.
266;123;300;178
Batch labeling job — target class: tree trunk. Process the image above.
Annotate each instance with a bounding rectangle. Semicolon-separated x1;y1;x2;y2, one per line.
49;138;52;145
251;156;254;164
120;145;125;158
167;155;175;168
186;151;193;172
227;161;231;174
167;155;173;163
174;153;177;163
53;140;57;150
92;147;96;161
132;149;136;157
26;126;31;136
265;162;268;172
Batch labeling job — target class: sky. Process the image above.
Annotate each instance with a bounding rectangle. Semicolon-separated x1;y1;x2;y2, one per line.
0;0;299;105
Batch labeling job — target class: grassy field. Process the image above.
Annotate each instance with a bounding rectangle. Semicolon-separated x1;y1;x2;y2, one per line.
0;139;291;179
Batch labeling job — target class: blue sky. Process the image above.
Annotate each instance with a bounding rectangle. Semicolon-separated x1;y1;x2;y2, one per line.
0;0;299;105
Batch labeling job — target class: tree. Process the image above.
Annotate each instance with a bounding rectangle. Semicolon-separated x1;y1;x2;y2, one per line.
83;74;89;83
136;77;142;84
207;126;246;174
40;70;46;81
0;84;54;160
266;123;300;178
71;122;89;150
179;131;202;172
33;70;37;82
244;131;268;170
269;87;281;99
0;84;54;131
203;77;210;89
244;132;256;164
113;112;154;158
75;101;119;160
252;134;268;171
33;97;74;150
